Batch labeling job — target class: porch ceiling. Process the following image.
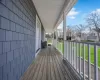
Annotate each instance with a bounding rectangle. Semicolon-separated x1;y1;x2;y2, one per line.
32;0;77;33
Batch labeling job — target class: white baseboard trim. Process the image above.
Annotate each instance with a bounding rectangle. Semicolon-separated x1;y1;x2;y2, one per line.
35;49;41;57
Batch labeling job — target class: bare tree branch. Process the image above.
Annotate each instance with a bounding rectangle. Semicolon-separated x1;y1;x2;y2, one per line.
86;12;100;41
71;24;86;39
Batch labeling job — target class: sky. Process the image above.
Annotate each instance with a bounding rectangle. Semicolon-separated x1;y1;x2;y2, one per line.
58;0;100;30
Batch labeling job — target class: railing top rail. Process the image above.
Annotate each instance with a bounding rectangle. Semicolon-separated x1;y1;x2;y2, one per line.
65;40;100;46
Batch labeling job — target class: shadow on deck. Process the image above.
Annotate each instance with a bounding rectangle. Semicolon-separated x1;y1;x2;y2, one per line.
20;46;80;80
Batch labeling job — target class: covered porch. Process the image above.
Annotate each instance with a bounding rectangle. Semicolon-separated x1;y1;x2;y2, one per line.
20;0;99;80
20;46;80;80
1;0;99;80
19;0;81;79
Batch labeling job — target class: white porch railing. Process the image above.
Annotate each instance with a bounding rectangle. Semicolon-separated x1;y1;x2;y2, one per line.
64;41;99;80
57;41;63;54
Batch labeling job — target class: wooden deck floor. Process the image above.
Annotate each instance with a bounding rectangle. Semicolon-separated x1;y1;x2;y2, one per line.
20;46;76;80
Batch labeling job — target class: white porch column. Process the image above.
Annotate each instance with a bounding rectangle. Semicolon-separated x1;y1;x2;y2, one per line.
56;29;58;48
52;31;57;47
63;12;66;58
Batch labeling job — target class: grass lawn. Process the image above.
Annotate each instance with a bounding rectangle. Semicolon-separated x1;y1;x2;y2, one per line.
57;42;100;67
80;45;100;67
47;39;52;44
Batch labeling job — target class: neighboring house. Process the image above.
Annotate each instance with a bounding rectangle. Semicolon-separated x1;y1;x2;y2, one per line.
57;28;89;41
72;29;99;41
57;27;100;42
72;32;88;41
57;28;73;40
81;33;88;40
57;28;76;40
87;29;99;41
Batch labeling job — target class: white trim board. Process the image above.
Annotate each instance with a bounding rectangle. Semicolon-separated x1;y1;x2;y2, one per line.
35;49;41;57
35;15;42;53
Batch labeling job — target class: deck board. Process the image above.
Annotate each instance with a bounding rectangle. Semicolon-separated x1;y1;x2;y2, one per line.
20;46;75;80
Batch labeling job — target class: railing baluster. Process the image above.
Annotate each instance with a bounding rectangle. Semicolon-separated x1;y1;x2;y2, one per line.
68;41;70;62
83;44;85;80
88;44;91;80
73;42;75;67
67;42;69;61
65;41;67;58
73;42;75;68
69;42;70;62
67;42;68;60
64;41;99;80
72;42;73;65
66;41;67;59
76;43;78;71
70;42;71;64
70;42;71;63
78;43;79;73
77;43;79;72
69;42;71;63
66;41;68;60
71;42;73;65
61;43;62;53
60;43;61;52
74;42;76;69
79;43;81;75
72;42;74;66
94;45;98;80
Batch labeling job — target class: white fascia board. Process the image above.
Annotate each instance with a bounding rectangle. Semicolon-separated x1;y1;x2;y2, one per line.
53;0;77;31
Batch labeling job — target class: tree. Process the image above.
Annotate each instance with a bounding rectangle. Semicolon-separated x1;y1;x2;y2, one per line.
66;26;76;40
75;24;86;38
86;12;100;41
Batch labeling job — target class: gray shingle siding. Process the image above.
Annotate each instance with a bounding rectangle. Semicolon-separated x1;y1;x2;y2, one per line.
0;0;38;80
0;29;6;41
0;67;3;80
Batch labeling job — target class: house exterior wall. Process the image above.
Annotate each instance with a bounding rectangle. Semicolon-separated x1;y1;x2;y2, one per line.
87;30;99;41
80;33;88;40
0;0;41;80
